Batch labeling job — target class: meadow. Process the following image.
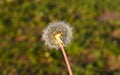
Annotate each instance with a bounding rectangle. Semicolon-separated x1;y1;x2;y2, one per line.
0;0;120;75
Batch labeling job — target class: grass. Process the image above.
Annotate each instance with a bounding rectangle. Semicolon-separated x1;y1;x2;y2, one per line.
0;0;120;75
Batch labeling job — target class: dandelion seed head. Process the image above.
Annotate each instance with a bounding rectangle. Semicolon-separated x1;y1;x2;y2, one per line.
42;21;73;49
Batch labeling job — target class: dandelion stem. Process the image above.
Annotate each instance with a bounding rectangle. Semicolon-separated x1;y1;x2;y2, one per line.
55;33;73;75
59;42;73;75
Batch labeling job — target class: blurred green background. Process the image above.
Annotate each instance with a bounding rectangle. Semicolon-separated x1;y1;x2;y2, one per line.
0;0;120;75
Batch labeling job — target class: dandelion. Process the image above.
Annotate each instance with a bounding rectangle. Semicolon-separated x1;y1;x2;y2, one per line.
42;21;73;49
42;21;73;75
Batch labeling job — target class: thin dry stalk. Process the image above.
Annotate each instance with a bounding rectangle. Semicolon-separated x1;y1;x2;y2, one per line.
59;42;73;75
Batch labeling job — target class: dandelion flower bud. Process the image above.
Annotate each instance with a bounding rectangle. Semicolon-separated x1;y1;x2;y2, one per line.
42;21;73;49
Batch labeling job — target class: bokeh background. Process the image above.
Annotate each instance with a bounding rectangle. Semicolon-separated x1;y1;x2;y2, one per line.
0;0;120;75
